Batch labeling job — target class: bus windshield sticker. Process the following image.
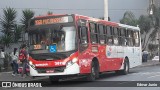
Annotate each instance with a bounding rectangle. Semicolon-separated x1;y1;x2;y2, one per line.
49;44;57;53
34;44;42;50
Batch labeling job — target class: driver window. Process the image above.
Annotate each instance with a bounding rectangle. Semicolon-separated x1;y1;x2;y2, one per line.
79;27;88;44
79;26;88;52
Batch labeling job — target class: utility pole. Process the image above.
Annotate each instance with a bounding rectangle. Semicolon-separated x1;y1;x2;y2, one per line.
104;0;108;21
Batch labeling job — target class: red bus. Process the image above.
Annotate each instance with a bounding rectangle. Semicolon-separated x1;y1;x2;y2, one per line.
28;14;142;81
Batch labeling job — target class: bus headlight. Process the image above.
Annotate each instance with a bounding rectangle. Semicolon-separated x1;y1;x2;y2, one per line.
72;58;78;63
29;61;35;69
66;58;78;68
29;61;33;65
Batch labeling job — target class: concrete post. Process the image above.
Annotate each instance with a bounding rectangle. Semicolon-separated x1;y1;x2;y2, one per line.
104;0;108;21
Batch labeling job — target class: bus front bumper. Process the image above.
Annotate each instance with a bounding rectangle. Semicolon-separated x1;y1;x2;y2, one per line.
29;63;80;76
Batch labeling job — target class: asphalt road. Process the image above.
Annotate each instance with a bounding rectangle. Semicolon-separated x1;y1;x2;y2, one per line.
1;65;160;90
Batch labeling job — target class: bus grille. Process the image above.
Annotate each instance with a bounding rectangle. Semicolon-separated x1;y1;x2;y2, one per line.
36;66;65;73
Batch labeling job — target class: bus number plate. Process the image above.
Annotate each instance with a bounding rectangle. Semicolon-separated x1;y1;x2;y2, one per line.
46;70;54;73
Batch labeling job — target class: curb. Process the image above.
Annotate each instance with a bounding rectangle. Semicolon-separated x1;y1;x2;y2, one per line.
0;71;12;74
137;61;160;67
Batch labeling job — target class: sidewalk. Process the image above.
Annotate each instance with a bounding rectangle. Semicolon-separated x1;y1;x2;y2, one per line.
139;60;160;67
0;60;160;81
0;72;48;81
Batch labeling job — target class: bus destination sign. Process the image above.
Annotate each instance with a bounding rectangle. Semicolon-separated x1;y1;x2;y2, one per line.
34;16;73;25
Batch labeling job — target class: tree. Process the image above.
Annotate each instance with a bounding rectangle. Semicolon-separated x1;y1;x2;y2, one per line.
138;15;152;49
149;4;160;62
148;43;158;58
0;7;17;36
0;35;13;48
21;9;35;32
120;11;138;26
14;25;23;43
21;9;34;42
0;7;17;48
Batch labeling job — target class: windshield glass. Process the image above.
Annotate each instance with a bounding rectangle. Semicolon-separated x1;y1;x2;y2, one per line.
29;26;76;52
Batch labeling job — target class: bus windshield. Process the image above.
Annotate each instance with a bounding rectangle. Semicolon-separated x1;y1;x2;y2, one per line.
29;26;76;52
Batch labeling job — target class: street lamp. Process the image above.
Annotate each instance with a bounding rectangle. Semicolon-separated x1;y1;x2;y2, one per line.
149;0;160;62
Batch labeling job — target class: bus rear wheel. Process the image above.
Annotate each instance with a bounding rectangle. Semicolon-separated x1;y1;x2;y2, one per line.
116;59;129;75
87;61;99;81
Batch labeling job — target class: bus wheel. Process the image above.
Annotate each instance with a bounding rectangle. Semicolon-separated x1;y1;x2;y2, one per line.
116;60;129;75
49;76;59;83
123;60;129;75
87;61;98;81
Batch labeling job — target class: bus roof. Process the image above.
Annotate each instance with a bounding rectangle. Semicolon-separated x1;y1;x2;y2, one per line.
74;14;118;27
32;13;140;31
118;23;140;31
74;14;140;30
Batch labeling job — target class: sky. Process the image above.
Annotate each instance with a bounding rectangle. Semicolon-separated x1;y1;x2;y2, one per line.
0;0;149;22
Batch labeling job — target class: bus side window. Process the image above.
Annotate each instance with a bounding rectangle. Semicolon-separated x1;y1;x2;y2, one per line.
89;23;98;44
118;28;122;46
127;30;133;46
106;26;113;45
120;28;126;46
133;31;140;47
78;26;88;44
99;24;106;44
124;29;128;46
113;27;119;45
78;26;88;52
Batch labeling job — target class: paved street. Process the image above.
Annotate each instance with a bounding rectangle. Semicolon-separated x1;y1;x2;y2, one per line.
0;60;160;90
0;60;159;81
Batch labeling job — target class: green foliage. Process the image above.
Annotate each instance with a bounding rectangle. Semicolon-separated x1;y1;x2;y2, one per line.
3;53;11;70
0;7;17;36
151;6;160;29
120;11;138;26
0;35;13;48
148;44;158;51
21;9;35;32
138;15;152;34
14;25;23;43
148;43;158;58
